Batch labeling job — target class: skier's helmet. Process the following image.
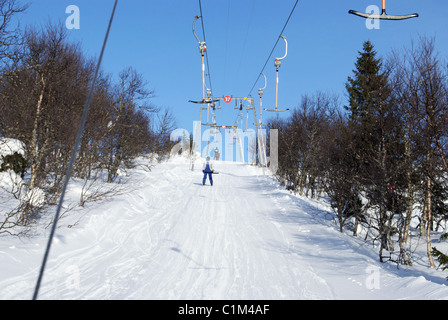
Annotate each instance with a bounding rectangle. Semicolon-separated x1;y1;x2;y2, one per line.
206;156;210;161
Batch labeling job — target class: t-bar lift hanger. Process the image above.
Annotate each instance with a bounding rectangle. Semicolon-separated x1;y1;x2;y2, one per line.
189;16;217;105
258;73;267;124
264;36;290;113
349;0;418;20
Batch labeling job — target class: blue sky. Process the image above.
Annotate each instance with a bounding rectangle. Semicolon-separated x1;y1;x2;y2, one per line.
16;0;448;142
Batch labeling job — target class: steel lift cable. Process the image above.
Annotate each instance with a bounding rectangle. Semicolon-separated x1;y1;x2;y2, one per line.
247;0;299;97
32;0;119;300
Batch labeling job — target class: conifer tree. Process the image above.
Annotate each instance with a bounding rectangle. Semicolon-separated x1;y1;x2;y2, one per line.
346;41;383;122
345;41;404;262
432;247;448;280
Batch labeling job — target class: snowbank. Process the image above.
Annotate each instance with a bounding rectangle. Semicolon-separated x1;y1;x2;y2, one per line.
0;138;26;161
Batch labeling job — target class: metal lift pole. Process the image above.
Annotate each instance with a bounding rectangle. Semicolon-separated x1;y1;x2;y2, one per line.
258;73;267;124
249;97;266;166
191;16;208;170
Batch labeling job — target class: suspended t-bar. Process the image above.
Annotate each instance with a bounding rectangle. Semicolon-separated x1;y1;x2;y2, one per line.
188;98;219;104
192;16;208;102
349;0;418;20
258;73;267;124
265;36;289;113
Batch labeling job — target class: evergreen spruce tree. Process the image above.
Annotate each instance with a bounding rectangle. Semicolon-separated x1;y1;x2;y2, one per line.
346;41;384;122
345;41;404;262
432;247;448;280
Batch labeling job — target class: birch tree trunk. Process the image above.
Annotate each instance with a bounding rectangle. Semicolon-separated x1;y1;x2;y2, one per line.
425;174;435;268
29;76;46;190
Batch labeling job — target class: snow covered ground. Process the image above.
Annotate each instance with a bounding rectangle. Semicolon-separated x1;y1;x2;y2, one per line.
0;156;447;300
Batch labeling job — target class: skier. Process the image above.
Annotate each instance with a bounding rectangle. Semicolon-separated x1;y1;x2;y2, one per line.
202;156;214;186
214;147;220;160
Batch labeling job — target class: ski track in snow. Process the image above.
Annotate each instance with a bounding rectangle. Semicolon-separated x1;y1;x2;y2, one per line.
0;158;448;300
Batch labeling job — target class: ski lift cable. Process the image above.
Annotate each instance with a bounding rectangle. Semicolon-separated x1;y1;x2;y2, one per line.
247;0;300;97
32;0;119;300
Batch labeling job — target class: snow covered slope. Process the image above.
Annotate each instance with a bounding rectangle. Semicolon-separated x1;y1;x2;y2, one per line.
0;157;447;299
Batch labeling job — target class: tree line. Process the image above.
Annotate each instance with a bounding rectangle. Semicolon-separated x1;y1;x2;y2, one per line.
268;38;448;270
0;1;175;233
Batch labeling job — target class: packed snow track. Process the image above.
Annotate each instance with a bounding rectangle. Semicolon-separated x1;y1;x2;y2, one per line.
0;158;447;299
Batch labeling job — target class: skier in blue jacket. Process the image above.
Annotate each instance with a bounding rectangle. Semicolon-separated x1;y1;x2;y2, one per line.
202;156;214;186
